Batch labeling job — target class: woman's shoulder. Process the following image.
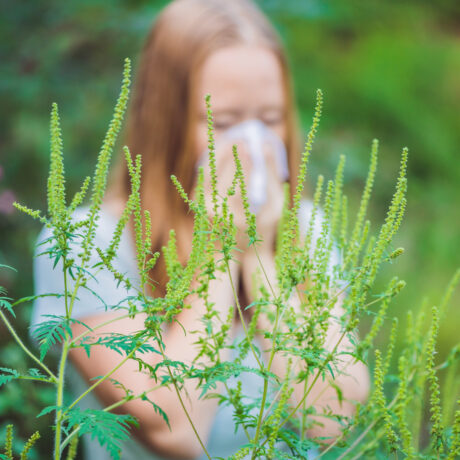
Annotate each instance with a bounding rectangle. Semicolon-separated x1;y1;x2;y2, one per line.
35;202;126;255
31;202;139;335
37;201;140;284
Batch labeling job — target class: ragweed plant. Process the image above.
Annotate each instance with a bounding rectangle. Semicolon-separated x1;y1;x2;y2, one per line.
0;59;459;459
0;425;40;460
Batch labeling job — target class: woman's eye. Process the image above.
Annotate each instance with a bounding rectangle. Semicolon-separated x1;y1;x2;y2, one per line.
263;118;282;127
213;121;233;131
260;111;284;126
213;111;240;131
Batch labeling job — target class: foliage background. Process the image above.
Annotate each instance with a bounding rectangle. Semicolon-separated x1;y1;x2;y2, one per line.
0;0;458;457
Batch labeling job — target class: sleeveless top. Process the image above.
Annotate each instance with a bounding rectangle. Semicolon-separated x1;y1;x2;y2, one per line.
31;199;332;459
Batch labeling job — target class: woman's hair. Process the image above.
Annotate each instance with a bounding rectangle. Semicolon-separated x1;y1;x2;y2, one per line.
107;0;300;297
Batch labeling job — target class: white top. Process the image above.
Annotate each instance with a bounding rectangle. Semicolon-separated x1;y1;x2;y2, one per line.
31;199;335;459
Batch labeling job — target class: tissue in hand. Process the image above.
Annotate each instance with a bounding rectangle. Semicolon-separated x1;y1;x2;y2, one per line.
201;119;289;214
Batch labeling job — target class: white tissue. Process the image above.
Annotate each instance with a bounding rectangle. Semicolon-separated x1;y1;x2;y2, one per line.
199;119;289;214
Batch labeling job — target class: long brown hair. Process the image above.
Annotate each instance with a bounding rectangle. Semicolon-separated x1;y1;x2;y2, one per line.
107;0;301;297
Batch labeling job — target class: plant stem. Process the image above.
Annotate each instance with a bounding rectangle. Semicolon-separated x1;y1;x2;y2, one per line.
257;330;349;453
59;382;164;454
290;282;351;336
17;375;55;383
249;246;286;459
54;253;74;460
54;340;70;460
64;261;69;317
0;310;57;382
154;329;212;460
335;418;382;460
250;298;283;459
66;339;148;412
283;330;347;428
318;381;403;460
348;426;386;460
204;296;252;443
253;245;277;299
59;427;80;457
300;378;308;440
224;259;262;369
260;375;287;425
69;312;132;347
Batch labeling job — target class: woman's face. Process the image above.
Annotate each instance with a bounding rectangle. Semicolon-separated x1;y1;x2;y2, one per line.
194;45;286;161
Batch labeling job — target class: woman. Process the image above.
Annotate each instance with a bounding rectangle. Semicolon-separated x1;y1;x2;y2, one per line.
32;0;369;458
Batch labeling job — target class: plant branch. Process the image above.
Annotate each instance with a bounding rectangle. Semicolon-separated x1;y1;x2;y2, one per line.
0;310;57;382
153;329;212;460
66;338;149;413
224;259;263;370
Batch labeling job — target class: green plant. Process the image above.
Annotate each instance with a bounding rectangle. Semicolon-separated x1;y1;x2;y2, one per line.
0;425;40;460
0;58;459;459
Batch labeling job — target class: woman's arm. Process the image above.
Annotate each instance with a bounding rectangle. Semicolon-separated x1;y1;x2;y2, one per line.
240;249;369;442
68;258;239;459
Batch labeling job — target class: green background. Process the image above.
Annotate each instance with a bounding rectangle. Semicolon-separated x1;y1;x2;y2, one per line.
0;0;459;457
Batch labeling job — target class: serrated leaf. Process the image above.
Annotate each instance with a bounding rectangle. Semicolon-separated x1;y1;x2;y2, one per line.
193;362;276;399
0;367;19;386
329;379;343;405
31;316;73;360
11;293;64;308
28;368;46;378
66;408;137;460
244;299;270;311
0;297;15;318
140;394;170;429
53;251;63;269
78;333;157;359
37;405;61;418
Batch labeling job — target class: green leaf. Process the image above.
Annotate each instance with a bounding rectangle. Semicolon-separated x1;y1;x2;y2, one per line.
28;368;46;378
36;405;61;418
0;367;19;386
0;297;15;318
53;251;63;269
193;362;276;399
244;299;270;311
31;315;73;360
78;333;157;358
326;362;335;379
329;379;344;405
11;293;64;308
140;393;170;429
66;408;137;460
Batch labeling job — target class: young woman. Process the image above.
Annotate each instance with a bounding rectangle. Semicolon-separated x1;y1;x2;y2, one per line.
32;0;369;458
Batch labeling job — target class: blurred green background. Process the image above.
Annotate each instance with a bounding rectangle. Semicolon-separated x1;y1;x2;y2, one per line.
0;0;459;457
